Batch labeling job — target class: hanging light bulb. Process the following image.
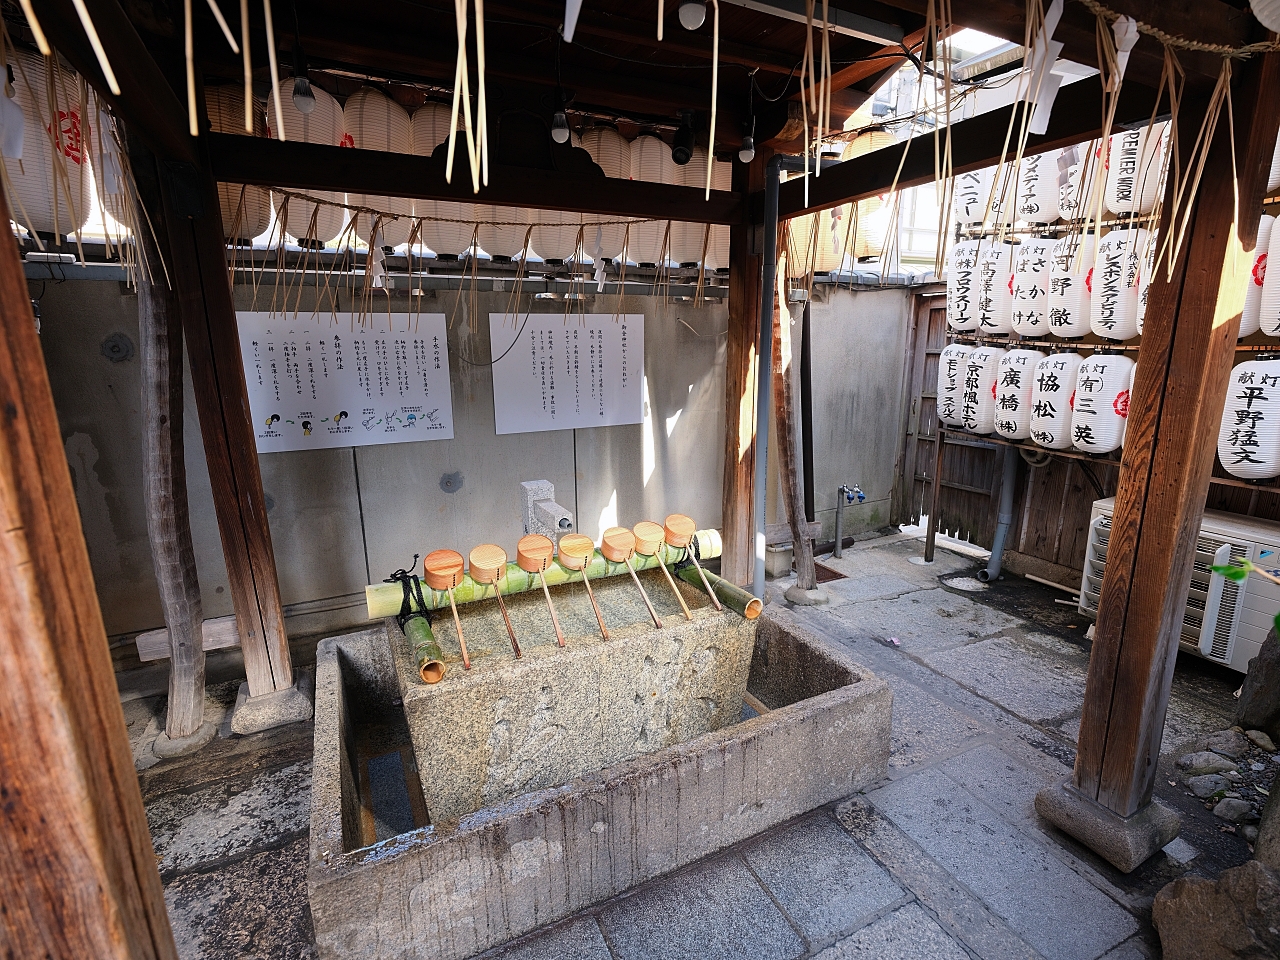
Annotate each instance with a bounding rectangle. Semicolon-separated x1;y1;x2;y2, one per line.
739;91;756;164
290;11;315;114
678;0;707;30
672;109;695;166
738;134;755;164
551;105;570;144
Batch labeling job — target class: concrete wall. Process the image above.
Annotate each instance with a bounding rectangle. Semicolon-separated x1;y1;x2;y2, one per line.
36;278;912;644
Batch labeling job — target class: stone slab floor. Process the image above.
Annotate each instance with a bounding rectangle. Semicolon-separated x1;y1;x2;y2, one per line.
127;532;1260;960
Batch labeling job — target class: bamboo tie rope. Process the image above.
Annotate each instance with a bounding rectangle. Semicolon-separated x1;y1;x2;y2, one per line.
469;544;521;658
517;534;565;646
424;549;471;669
557;533;610;640
602;526;662;628
634;520;691;620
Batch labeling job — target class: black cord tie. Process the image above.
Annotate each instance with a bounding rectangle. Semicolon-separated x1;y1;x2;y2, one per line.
384;555;431;632
673;536;700;572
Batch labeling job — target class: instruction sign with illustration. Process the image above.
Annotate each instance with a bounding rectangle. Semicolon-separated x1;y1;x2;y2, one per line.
237;311;455;453
488;312;644;435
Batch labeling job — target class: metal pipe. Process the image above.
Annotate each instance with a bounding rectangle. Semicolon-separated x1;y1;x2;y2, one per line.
978;446;1019;583
833;484;863;559
753;154;782;601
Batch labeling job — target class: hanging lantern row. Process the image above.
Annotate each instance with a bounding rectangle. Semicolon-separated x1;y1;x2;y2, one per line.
951;123;1170;232
937;345;1133;455
200;85;735;266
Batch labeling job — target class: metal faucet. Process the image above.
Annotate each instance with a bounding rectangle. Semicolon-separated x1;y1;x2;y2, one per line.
834;484;864;558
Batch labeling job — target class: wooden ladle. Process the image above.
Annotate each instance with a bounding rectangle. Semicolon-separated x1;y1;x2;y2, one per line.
634;520;692;620
557;533;610;641
469;544;522;659
517;533;565;646
665;514;721;611
602;526;662;628
423;549;470;669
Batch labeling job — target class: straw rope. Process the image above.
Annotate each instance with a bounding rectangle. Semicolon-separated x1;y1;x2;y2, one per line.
1075;0;1280;59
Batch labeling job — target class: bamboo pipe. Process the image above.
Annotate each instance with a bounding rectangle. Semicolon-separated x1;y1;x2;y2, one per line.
634;520;692;620
558;533;610;641
404;615;447;683
424;549;471;669
665;514;721;611
517;534;565;646
366;529;724;617
602;526;662;629
675;565;763;620
469;544;522;658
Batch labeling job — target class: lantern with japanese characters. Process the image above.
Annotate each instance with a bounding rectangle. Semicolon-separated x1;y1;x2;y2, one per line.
960;346;1007;434
1134;232;1157;336
629;132;675;264
1046;233;1095;338
1016;152;1060;224
1104;123;1168;216
952;168;991;226
994;349;1047;439
1056;141;1098;220
947;238;981;331
1029;352;1083;449
976;241;1015;335
580;123;630;261
1089;227;1147;340
1218;359;1280;479
344;86;414;247
1243;213;1275;338
1011;238;1054;336
936;342;975;427
988;163;1018;228
204;85;271;241
1071;353;1134;454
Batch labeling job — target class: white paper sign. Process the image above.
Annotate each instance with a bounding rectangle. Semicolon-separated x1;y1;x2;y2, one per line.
488;312;643;435
237;311;455;453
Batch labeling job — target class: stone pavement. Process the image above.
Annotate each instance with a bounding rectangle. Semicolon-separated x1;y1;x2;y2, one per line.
127;531;1252;960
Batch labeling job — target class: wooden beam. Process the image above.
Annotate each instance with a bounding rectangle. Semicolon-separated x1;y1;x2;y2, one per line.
0;162;177;957
135;157;208;741
774;296;818;590
868;0;1257;90
720;151;769;585
135;88;293;697
770;74;1161;219
30;0;193;161
206;134;745;224
1076;53;1280;819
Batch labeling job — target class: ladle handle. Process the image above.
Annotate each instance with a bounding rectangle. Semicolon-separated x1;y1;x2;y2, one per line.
580;566;610;641
538;572;566;646
657;558;693;620
448;586;471;669
492;583;522;658
689;551;722;611
625;556;663;629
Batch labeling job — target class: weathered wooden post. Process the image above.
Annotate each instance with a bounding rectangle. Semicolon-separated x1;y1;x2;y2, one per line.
1036;53;1280;872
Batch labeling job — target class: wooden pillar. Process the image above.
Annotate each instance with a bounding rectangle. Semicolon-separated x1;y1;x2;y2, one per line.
132;133;210;745
0;189;177;955
1036;54;1280;872
720;151;769;585
774;294;818;591
134;81;292;698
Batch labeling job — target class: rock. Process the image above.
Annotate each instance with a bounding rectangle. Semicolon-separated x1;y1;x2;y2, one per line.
1214;798;1255;823
1243;825;1260;844
1177;751;1239;775
1236;626;1280;742
1206;729;1252;759
1153;860;1280;960
1227;769;1245;782
1259;794;1280;871
1188;774;1229;799
1254;762;1268;772
1248;729;1278;752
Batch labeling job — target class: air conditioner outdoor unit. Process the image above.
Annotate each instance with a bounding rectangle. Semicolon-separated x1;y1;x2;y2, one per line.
1078;498;1280;674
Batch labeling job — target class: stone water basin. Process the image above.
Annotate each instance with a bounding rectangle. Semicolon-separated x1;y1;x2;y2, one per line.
308;578;892;960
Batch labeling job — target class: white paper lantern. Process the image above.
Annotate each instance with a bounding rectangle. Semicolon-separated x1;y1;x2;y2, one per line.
1057;141;1098;220
1134;233;1157;336
853;196;889;260
1089;227;1147;340
1254;0;1280;35
1029;352;1083;449
476;205;529;260
1071;353;1134;453
947;238;981;332
994;349;1047;440
1242;214;1275;338
202;85;271;240
344;87;413;248
1218;358;1280;479
671;147;708;265
988;164;1018;228
1268;124;1280;195
581;124;629;260
270;85;345;244
976;240;1015;335
410;102;473;258
786;213;816;279
952;168;991;225
705;157;732;270
1016;152;1060;224
1260;219;1280;337
1104;123;1168;216
936;342;975;427
842;127;895;162
960;346;1006;434
628;132;674;264
1011;238;1054;336
533;212;583;262
1046;233;1095;338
